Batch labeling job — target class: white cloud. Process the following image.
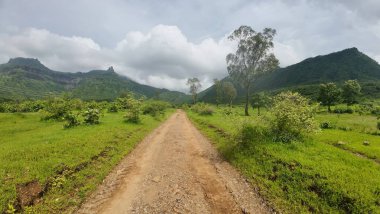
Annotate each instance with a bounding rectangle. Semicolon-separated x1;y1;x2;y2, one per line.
0;26;236;92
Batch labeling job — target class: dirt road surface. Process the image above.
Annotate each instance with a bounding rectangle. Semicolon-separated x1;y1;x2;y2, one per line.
77;110;271;214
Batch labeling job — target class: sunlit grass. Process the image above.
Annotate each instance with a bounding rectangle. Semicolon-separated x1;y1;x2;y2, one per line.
187;106;380;213
0;110;173;213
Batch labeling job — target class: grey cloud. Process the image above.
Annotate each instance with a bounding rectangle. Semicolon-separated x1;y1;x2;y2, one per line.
0;0;379;91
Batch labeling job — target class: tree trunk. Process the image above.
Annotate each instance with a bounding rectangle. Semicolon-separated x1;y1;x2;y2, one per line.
244;88;249;116
258;106;260;116
328;105;331;113
229;98;232;108
194;94;197;104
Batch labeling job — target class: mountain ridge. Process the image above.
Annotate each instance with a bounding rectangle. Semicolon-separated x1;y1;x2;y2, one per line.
0;58;190;103
200;47;380;102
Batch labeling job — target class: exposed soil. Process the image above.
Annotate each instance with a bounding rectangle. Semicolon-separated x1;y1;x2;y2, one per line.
77;110;271;214
16;180;43;208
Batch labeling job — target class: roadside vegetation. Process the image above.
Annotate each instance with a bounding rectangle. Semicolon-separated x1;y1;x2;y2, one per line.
0;95;173;213
185;25;380;213
186;93;380;213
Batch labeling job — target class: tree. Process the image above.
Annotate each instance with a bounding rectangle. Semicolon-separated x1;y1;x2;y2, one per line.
250;92;270;116
318;82;341;112
226;26;279;116
342;80;361;106
187;78;201;104
222;82;237;107
213;79;223;106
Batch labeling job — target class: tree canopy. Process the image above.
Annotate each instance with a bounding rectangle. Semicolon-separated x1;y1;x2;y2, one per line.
226;26;279;115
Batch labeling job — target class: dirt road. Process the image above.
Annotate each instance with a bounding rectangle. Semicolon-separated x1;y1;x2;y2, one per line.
77;110;270;214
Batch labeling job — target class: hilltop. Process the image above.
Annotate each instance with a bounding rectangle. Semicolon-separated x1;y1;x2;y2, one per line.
200;48;380;102
0;58;190;103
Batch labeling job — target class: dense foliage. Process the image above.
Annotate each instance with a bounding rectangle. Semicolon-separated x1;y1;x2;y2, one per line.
318;82;341;112
63;112;81;129
270;92;318;142
342;79;361;106
226;26;279;116
82;108;101;125
123;98;142;123
250;92;271;115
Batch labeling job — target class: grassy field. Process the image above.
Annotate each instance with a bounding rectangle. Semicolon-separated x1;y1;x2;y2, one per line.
0;110;173;213
187;106;380;213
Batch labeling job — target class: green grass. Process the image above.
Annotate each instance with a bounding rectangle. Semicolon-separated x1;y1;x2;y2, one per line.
187;106;380;213
0;110;173;213
315;129;380;162
316;112;379;134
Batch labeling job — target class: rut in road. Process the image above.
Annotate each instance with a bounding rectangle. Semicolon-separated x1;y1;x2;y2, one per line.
78;110;271;214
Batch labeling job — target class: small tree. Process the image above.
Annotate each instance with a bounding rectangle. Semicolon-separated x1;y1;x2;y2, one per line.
250;92;270;116
213;79;223;106
124;98;141;123
342;80;361;106
271;92;317;142
226;26;279;116
187;77;201;104
222;82;237;107
318;83;341;112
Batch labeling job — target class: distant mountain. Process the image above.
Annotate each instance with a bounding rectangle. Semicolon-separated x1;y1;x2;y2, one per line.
200;48;380;102
0;58;190;103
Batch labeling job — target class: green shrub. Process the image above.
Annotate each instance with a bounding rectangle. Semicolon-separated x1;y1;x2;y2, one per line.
63;112;81;129
371;106;380;116
191;103;214;115
235;120;269;147
86;101;101;110
18;100;45;112
124;98;141;123
107;103;118;113
0;103;5;112
41;98;70;121
222;107;233;116
142;100;170;117
333;106;354;114
82;108;100;125
116;94;136;111
338;126;352;131
270;92;318;142
320;121;333;129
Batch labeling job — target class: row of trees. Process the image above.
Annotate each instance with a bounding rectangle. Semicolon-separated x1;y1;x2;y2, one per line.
318;80;361;112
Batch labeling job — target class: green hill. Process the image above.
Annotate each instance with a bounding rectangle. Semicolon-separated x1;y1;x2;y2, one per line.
201;48;380;102
0;58;190;103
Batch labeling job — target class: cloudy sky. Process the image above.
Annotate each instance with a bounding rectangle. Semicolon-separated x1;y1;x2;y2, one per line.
0;0;379;92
